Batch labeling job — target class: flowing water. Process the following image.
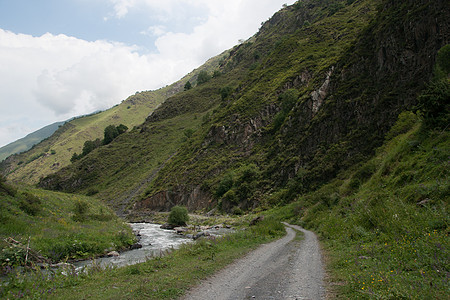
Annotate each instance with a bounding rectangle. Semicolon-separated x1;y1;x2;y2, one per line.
73;223;191;271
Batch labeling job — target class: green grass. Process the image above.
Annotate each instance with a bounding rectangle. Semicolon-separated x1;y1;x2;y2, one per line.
0;184;135;268
39;108;217;213
2;90;165;185
287;115;449;299
0;215;285;299
140;0;380;205
1;49;229;186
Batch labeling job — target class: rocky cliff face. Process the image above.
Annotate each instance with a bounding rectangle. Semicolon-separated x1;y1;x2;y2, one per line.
275;0;450;184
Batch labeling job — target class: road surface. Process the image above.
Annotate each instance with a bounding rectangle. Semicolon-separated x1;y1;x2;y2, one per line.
182;223;325;300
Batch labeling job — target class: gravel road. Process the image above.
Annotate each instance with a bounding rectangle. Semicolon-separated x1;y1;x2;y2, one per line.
181;223;325;300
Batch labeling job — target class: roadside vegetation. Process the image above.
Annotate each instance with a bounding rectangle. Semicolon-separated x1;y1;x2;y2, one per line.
0;181;135;271
0;214;284;299
284;113;449;299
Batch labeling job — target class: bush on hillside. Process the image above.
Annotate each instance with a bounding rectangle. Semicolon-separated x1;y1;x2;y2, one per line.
19;192;41;216
417;79;450;129
184;81;192;91
168;206;189;226
72;200;90;222
0;175;16;196
197;71;211;85
416;45;450;129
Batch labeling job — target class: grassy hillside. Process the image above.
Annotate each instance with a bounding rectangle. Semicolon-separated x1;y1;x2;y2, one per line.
0;90;164;184
0;121;66;162
0;0;448;298
39;79;228;214
0;50;229;185
0;178;135;267
38;0;383;210
135;0;448;213
287;114;449;299
36;0;448;217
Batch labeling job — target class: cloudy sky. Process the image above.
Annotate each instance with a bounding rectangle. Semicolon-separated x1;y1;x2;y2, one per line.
0;0;296;147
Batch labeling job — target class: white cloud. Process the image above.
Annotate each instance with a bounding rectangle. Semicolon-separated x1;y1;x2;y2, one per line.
141;25;167;37
0;0;296;147
0;29;191;147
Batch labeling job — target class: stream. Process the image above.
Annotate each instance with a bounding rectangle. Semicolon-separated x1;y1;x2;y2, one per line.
73;223;191;271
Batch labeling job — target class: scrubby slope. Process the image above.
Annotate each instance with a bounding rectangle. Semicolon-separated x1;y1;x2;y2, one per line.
0;177;134;267
38;0;449;218
0;90;164;184
0;51;228;185
0;121;66;162
136;0;449;212
293;113;449;299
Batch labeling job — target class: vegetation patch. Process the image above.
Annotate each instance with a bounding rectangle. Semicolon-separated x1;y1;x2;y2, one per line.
1;215;285;299
0;184;134;271
286;116;449;299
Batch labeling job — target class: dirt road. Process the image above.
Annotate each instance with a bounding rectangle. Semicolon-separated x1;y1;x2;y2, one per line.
182;223;325;300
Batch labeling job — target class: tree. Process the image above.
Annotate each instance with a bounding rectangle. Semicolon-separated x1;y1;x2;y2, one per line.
417;80;450;129
184;81;192;91
116;124;128;134
416;45;450;129
71;152;80;162
220;86;233;101
103;125;119;145
81;139;101;157
436;44;450;76
197;71;210;85
168;206;189;226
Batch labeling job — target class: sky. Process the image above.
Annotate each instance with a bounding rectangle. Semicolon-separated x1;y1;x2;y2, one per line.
0;0;296;148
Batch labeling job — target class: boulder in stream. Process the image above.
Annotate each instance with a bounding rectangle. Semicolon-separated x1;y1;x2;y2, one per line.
160;223;175;230
107;251;120;257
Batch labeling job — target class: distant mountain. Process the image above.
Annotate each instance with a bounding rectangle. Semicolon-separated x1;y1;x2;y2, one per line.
0;51;229;184
0;121;66;162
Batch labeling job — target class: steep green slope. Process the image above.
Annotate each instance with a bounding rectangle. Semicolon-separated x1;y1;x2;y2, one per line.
37;0;368;209
39;80;227;215
0;177;134;268
0;51;228;185
136;0;449;212
0;121;66;162
0;90;165;184
291;113;449;298
38;0;449;218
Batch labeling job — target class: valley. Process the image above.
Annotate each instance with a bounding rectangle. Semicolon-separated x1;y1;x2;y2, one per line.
0;0;449;299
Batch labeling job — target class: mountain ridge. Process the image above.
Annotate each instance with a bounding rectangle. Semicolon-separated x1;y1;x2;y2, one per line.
0;50;229;184
0;121;65;162
5;0;449;218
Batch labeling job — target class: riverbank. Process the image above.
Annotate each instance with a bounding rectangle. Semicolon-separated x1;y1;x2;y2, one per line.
0;215;284;299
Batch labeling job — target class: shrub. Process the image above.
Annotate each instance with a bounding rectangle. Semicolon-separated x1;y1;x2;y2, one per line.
0;175;16;196
19;192;41;216
168;206;189;226
219;86;233;101
231;206;243;215
215;173;234;198
416;79;450;129
72;200;90;222
70;152;80;163
103;125;119;145
116;124;128;134
436;44;450;76
197;71;210;85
